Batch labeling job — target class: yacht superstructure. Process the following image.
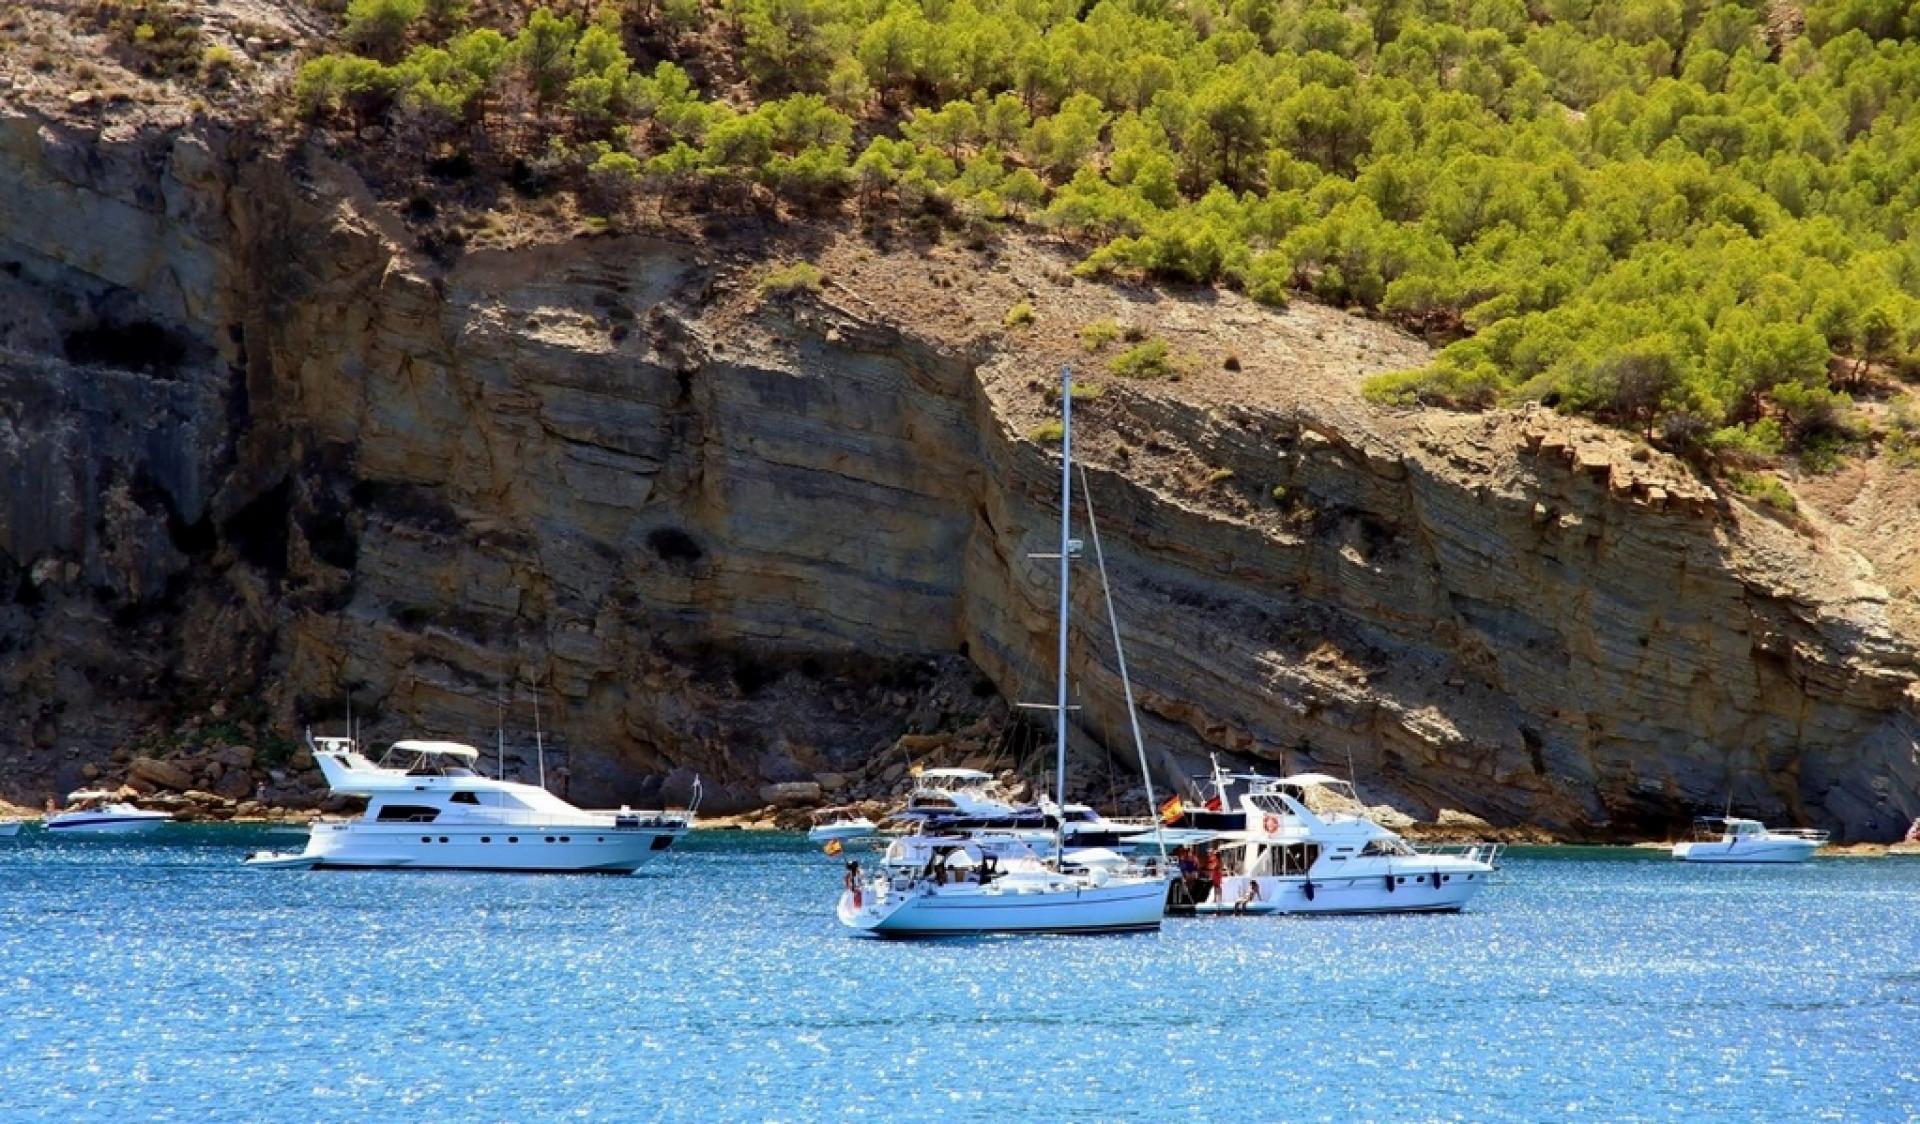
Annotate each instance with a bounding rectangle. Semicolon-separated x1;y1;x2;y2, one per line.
245;736;694;873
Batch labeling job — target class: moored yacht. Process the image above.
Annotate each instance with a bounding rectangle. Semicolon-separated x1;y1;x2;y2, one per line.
0;819;22;837
244;736;695;873
1167;766;1501;915
46;791;173;834
807;808;878;843
1672;817;1826;863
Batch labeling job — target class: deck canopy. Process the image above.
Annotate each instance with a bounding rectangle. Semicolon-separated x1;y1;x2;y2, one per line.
390;740;481;761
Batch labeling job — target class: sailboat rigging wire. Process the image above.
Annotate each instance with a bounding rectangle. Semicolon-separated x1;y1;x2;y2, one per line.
1077;462;1168;866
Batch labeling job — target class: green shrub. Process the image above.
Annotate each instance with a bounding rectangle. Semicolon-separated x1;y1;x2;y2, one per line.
199;43;236;86
1003;301;1036;329
1079;319;1122;351
1026;420;1065;443
1728;471;1796;514
1109;338;1177;380
759;261;824;295
343;0;422;61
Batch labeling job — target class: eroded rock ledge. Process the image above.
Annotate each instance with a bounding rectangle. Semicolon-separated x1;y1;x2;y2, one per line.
2;108;1916;838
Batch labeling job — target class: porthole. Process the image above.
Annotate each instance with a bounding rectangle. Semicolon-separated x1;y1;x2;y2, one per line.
545;836;555;843
1442;874;1451;882
482;836;492;843
560;836;570;843
596;837;604;843
439;837;449;843
421;836;431;843
509;836;519;843
1397;877;1406;884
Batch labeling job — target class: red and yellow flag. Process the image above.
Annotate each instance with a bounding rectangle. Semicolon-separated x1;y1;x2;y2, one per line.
823;838;844;856
1158;795;1184;824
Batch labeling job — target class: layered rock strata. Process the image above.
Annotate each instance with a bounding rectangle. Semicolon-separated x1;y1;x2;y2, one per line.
2;107;1916;836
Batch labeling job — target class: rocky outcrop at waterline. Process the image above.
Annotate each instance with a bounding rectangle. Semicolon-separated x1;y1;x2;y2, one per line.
2;102;1917;838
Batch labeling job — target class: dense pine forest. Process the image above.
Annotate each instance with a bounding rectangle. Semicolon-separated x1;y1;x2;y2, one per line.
285;0;1920;461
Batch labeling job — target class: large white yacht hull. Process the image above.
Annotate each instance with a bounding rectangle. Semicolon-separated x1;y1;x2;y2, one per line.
1672;839;1819;863
263;821;686;873
839;876;1167;936
1194;867;1492;916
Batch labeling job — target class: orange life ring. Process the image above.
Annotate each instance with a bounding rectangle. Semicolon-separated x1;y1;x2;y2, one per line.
1262;813;1280;834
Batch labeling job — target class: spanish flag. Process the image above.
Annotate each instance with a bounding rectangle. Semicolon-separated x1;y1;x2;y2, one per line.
1158;795;1185;824
823;839;844;856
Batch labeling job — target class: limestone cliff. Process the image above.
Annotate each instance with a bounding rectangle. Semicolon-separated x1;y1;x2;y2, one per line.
2;104;1917;836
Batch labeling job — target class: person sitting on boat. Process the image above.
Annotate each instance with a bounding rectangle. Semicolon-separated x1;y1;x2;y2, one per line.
1233;878;1264;914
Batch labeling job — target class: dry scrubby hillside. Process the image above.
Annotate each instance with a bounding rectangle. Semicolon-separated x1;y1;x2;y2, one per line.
1;0;1919;836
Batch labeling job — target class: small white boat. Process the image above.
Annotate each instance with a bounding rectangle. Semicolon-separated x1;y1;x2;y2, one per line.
45;795;173;834
807;809;877;843
0;820;23;837
1672;817;1826;863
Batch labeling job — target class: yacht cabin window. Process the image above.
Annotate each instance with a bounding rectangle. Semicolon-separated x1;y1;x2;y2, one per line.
375;804;441;823
450;792;481;805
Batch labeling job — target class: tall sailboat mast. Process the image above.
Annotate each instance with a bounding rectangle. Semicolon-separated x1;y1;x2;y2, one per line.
1054;365;1075;856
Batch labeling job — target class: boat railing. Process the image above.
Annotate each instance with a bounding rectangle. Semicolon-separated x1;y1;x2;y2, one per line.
1414;841;1505;867
1766;828;1830;842
363;808;694;829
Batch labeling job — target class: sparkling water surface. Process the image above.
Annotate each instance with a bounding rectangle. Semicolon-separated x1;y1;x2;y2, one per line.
2;827;1915;1121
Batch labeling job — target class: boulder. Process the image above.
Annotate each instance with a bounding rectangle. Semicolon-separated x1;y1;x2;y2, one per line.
79;763;100;780
289;747;314;771
129;756;195;792
758;781;823;808
1435;808;1493;830
896;733;949;753
214;744;256;770
214;769;254;801
813;772;848;792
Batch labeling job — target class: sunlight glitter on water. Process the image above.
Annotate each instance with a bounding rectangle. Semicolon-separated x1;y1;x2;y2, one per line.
1;828;1916;1121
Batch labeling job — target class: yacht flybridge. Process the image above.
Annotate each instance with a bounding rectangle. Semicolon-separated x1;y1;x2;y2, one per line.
836;365;1171;937
244;736;695;873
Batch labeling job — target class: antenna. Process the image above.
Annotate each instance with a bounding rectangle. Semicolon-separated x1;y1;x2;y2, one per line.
345;688;354;749
532;672;547;793
496;675;507;782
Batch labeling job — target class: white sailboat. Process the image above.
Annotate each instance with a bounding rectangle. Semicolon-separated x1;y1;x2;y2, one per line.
837;365;1169;937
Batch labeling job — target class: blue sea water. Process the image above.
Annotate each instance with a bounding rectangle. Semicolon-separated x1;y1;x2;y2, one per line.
1;827;1915;1122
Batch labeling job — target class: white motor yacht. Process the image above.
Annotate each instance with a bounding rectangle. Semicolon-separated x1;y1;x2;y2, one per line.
0;819;22;837
1672;817;1826;863
244;736;695;873
837;366;1168;937
45;791;173;834
900;769;1044;823
807;808;878;843
1170;767;1501;915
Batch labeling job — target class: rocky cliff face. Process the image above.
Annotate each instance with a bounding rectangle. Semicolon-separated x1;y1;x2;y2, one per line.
2;105;1916;835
